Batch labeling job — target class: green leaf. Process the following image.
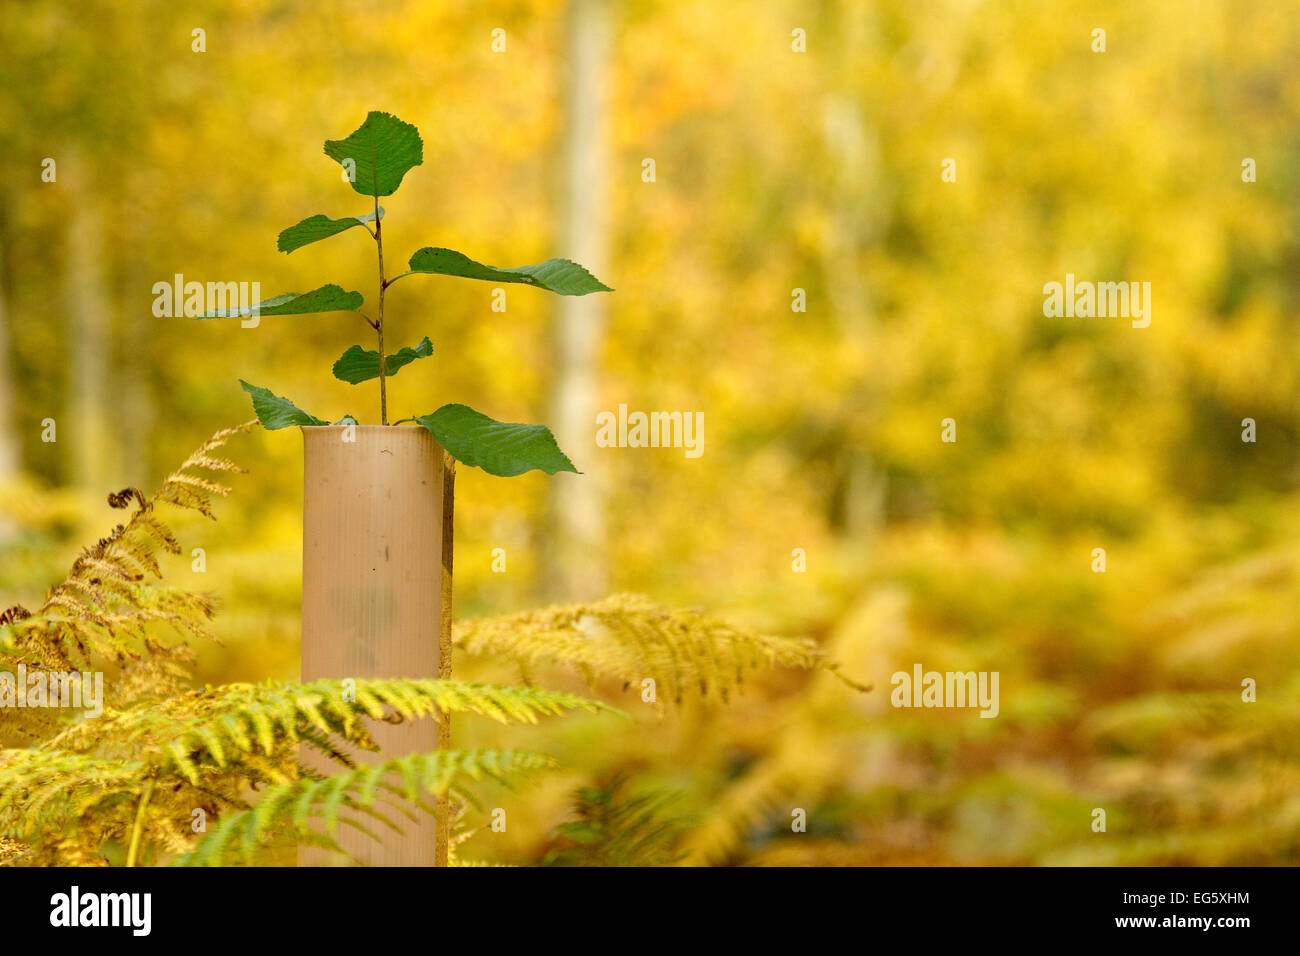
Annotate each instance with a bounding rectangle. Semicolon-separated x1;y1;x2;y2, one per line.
240;380;328;430
196;284;363;319
324;111;423;198
332;337;433;385
334;414;358;426
277;208;382;254
415;404;579;477
404;248;612;295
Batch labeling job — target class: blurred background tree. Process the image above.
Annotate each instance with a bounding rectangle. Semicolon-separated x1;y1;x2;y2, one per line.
1;0;1298;864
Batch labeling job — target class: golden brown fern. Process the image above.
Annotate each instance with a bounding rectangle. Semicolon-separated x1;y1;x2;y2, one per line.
0;678;606;866
0;424;618;866
454;593;868;705
175;748;558;866
0;422;253;676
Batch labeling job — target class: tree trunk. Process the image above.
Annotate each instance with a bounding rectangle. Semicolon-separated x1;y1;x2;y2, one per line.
63;157;113;495
0;221;19;482
544;0;613;600
0;212;19;542
821;3;887;541
117;203;155;486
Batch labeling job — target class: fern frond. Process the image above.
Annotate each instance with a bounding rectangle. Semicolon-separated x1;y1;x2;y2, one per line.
2;675;597;864
44;679;606;785
676;757;798;865
0;749;149;854
450;858;515;866
0;836;30;866
175;749;556;866
0;422;253;677
543;774;691;866
455;593;867;703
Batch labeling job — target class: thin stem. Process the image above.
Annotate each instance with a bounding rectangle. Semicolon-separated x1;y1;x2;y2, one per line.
391;417;417;426
126;780;155;868
355;309;378;331
374;195;389;425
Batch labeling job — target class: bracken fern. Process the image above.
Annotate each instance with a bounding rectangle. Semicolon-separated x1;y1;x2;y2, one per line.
0;427;609;866
1;425;862;866
455;592;868;704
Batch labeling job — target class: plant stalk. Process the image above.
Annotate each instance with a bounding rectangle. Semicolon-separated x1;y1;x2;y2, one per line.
126;780;154;868
374;196;389;425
